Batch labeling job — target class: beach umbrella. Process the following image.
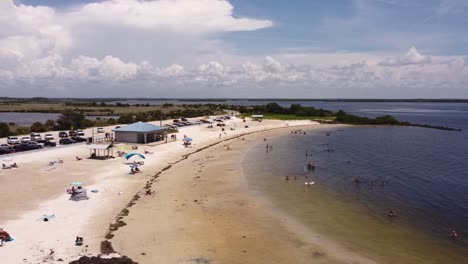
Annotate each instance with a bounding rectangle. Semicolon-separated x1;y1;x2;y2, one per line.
71;181;83;186
125;153;145;160
186;138;193;141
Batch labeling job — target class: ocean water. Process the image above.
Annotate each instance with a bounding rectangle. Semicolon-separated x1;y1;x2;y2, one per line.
242;103;468;262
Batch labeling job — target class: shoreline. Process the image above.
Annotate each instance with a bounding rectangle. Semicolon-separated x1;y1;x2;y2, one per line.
242;125;468;263
107;124;373;264
0;117;324;263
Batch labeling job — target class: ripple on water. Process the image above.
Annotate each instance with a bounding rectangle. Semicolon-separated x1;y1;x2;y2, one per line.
243;126;468;263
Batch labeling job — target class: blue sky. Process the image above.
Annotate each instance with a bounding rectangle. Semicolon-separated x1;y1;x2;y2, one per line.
2;0;468;98
19;0;468;55
228;0;468;55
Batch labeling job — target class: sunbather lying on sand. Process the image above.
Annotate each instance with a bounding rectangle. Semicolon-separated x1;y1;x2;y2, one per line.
0;228;11;246
76;156;82;161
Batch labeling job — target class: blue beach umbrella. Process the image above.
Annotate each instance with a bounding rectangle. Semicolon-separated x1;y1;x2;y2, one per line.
125;153;146;160
186;138;193;141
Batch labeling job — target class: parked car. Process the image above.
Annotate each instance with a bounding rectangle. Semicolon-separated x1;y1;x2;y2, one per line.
173;119;180;123
44;134;54;140
20;137;31;143
59;138;76;145
97;127;105;133
30;132;41;141
13;144;26;152
25;141;43;149
76;129;85;136
36;139;57;147
0;144;13;152
69;130;77;137
181;117;188;121
115;126;121;129
72;137;88;143
7;136;20;144
59;131;68;138
0;148;13;155
164;124;178;129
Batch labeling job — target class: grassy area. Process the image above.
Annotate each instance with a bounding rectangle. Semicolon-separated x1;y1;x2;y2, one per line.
0;102;184;115
239;113;336;121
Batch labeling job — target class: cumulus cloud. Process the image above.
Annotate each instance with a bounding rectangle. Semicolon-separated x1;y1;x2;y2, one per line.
69;0;273;34
379;46;431;66
0;1;467;98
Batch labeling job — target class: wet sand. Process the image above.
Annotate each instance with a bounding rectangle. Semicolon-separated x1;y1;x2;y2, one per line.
109;126;374;264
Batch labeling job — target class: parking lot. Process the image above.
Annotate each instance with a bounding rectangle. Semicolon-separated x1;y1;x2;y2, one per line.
0;114;236;156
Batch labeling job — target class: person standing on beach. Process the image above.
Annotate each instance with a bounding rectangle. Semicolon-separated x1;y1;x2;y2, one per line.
219;133;221;139
266;144;269;152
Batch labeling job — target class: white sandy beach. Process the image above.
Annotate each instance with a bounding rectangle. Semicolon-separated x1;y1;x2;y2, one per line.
2;116;363;263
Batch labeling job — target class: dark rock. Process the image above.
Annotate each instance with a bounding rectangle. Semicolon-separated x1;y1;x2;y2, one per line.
69;255;136;264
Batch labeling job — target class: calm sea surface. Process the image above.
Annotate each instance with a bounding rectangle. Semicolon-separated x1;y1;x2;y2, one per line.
242;102;468;262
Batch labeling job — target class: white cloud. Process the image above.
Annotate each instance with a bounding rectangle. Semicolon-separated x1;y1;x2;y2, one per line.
379;46;431;66
0;2;71;61
0;1;467;98
70;0;272;34
159;64;185;77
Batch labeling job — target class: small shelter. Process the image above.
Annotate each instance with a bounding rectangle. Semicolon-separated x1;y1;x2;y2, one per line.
88;143;114;159
113;121;167;144
69;187;89;201
251;114;264;121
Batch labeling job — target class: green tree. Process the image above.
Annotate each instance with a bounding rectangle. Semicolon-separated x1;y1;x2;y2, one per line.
290;104;303;115
135;112;149;122
265;103;283;114
14;126;30;135
56;110;87;130
44;119;56;130
336;110;347;117
30;122;47;132
118;113;134;124
0;123;11;137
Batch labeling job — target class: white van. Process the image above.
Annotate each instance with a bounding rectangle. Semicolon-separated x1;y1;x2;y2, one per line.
30;132;41;141
97;127;105;133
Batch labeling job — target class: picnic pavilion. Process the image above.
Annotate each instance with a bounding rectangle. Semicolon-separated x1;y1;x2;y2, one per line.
113;121;167;144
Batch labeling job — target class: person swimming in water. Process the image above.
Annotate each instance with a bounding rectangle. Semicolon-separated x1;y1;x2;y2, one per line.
388;211;397;217
451;230;459;239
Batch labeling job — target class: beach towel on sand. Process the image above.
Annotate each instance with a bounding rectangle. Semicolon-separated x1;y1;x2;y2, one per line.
6;236;14;242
